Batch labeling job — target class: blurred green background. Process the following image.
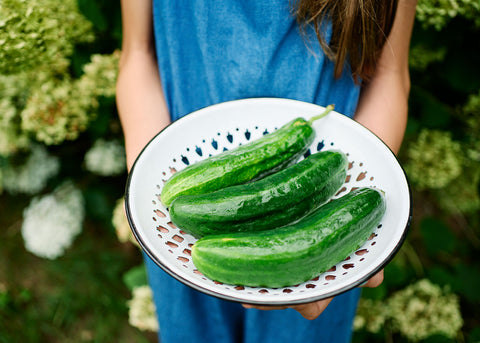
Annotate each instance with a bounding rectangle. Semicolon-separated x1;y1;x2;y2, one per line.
1;1;479;342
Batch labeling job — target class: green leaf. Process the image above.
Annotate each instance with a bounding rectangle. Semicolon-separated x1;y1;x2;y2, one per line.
384;260;411;287
410;87;453;129
427;266;457;287
83;187;113;222
468;327;480;343
405;116;421;136
428;263;480;303
420;217;457;256
361;282;387;300
123;264;148;291
451;263;480;303
0;290;10;310
78;0;108;31
422;334;456;343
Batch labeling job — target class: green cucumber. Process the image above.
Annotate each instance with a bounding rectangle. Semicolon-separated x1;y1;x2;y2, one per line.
191;187;386;288
169;150;348;238
160;105;334;206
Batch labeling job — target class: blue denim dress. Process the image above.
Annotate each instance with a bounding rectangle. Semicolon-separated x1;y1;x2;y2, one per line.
148;1;362;342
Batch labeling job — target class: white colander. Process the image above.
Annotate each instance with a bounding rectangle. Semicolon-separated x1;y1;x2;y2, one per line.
125;97;411;306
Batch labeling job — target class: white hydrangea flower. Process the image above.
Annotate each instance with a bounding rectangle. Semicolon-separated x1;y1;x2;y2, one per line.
84;139;126;176
20;76;94;145
112;198;138;246
406;129;463;190
77;51;120;99
387;279;463;341
128;285;159;332
21;181;85;259
2;144;60;195
354;298;388;333
0;0;94;75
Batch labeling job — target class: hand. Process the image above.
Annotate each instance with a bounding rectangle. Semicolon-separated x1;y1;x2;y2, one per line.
243;297;334;320
242;270;384;320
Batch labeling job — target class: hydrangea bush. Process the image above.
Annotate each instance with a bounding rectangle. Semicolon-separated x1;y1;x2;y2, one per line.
416;0;480;30
1;0;479;341
355;279;464;341
0;0;94;75
387;279;463;341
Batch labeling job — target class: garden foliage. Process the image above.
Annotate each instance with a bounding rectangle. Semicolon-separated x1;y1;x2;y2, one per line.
0;0;479;342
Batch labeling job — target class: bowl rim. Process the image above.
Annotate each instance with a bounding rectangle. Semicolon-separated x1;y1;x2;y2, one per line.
124;97;413;305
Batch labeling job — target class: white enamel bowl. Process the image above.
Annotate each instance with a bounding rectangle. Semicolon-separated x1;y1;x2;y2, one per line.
125;97;412;306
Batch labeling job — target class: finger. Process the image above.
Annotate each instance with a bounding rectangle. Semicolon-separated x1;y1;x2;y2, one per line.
292;297;333;320
361;269;384;288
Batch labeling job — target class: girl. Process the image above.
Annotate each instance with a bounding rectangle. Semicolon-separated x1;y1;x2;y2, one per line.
116;1;417;342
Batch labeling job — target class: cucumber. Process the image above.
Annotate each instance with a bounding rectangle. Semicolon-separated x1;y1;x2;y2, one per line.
191;187;386;288
169;150;348;238
160;105;334;206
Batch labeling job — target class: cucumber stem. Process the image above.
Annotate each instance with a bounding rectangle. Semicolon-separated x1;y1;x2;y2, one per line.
308;104;335;125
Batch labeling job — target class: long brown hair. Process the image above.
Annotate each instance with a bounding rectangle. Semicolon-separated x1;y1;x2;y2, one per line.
293;0;398;81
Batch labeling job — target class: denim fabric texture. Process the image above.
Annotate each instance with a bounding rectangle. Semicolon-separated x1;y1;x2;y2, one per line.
145;254;361;343
148;1;362;342
152;1;360;121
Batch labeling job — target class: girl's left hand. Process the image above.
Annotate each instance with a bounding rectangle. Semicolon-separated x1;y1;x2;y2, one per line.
242;270;384;320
